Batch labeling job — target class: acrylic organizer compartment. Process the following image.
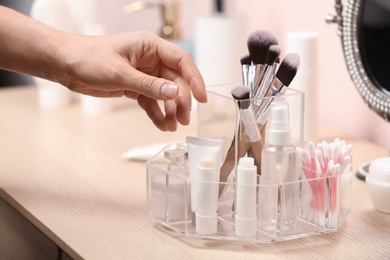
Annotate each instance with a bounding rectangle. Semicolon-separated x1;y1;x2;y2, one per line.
146;84;352;242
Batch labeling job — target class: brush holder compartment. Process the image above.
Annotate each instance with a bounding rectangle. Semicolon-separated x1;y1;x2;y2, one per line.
146;84;352;242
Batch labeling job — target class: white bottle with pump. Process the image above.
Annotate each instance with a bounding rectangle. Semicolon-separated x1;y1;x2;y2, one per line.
260;101;299;231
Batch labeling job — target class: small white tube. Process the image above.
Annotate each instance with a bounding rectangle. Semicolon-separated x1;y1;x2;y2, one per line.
186;136;223;213
235;157;257;237
195;157;218;234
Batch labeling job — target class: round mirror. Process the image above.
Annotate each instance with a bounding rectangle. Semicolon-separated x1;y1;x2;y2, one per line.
340;0;390;120
327;0;390;179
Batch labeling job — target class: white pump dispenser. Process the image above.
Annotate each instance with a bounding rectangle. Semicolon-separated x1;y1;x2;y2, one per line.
268;102;293;147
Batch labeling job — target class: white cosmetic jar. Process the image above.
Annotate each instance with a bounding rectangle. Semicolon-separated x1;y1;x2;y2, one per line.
366;157;390;214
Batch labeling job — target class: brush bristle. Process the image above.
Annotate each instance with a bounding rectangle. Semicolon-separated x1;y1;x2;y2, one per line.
240;53;252;66
231;86;250;109
247;30;278;65
275;53;300;86
265;45;281;65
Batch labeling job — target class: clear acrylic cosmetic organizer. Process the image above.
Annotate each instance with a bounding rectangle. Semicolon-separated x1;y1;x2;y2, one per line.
146;84;352;242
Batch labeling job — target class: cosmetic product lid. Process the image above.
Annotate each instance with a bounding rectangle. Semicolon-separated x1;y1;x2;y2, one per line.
237;157;257;183
366;157;390;213
235;215;257;237
368;157;390;183
195;212;218;235
268;102;292;146
164;146;188;169
239;157;255;168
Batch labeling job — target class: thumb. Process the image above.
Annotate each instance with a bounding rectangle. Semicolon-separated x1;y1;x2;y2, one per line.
127;70;179;100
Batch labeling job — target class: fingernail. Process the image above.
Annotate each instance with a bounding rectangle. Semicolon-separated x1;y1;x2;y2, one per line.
161;84;178;98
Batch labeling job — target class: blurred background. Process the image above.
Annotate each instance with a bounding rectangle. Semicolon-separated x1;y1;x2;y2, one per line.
2;0;390;149
0;0;34;86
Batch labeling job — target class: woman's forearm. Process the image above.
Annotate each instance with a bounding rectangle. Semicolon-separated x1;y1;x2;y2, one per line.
0;6;207;131
0;6;70;85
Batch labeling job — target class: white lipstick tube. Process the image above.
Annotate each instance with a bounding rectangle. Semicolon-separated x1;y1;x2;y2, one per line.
195;157;218;235
235;157;257;237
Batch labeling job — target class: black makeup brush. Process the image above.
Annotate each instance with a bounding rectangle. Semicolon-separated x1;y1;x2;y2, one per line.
247;30;278;98
231;86;262;142
247;30;277;65
267;45;281;66
274;52;300;93
255;53;300;125
252;44;281;98
240;53;252;87
231;86;251;113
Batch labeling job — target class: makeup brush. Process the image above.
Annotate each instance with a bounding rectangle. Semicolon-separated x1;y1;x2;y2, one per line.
255;52;300;125
273;52;300;94
255;45;281;98
247;30;278;98
231;86;260;142
240;53;252;87
231;86;263;174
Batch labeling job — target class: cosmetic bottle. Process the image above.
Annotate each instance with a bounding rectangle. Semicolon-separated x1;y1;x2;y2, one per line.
31;0;98;109
194;0;248;85
150;145;189;222
286;31;319;142
260;102;299;231
235;157;257;237
195;157;218;235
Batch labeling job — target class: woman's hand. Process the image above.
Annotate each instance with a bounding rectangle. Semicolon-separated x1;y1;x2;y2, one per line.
61;31;207;131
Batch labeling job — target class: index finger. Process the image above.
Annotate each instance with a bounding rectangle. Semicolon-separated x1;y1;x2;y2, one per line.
155;38;207;103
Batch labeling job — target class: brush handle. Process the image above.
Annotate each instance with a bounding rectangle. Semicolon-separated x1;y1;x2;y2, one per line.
250;127;266;175
219;129;250;183
254;64;275;98
219;122;266;197
251;64;266;98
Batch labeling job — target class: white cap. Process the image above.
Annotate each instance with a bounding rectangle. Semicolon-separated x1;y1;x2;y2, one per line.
239;157;255;168
195;212;217;234
235;216;257;237
366;157;390;213
268;102;292;146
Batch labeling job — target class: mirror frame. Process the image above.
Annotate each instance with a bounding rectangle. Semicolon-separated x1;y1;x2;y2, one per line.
341;0;390;120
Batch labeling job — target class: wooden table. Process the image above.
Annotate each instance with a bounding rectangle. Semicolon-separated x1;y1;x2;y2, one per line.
1;86;389;260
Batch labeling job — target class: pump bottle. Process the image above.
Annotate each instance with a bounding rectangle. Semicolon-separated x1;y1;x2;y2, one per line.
260;101;299;231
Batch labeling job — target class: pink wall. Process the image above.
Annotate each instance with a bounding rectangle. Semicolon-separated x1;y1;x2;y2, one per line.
96;0;390;149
